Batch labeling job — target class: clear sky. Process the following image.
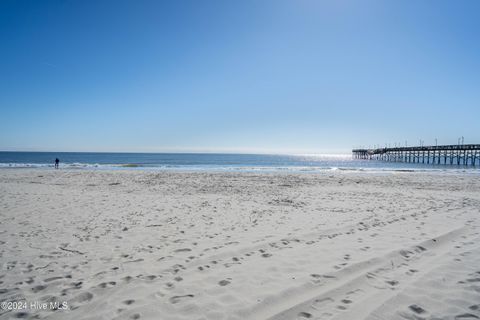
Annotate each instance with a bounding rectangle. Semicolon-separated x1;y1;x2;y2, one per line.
1;0;479;154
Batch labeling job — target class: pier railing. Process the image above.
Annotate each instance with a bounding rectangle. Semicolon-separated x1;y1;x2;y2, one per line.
352;144;480;166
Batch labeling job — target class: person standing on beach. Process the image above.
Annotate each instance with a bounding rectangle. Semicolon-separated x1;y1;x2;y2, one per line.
55;158;60;169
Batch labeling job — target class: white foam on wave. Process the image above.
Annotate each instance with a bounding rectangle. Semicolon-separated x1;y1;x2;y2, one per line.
0;162;479;175
0;163;53;168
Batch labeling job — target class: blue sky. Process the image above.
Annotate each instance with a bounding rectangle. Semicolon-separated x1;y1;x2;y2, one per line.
1;0;479;154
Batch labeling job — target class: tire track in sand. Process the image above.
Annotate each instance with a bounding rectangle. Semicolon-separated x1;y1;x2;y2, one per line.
238;226;470;320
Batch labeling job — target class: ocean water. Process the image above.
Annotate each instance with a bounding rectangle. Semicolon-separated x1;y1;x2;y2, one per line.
0;152;478;173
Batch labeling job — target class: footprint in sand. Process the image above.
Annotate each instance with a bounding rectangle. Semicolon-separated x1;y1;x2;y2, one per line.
72;292;93;304
169;294;194;304
6;261;17;270
31;285;47;293
385;280;399;287
13;311;29;318
408;304;426;314
365;273;388;289
218;279;231;286
334;263;348;270
310;274;323;284
406;269;419;276
164;282;175;289
297;311;312;318
43;276;63;283
97;281;116;288
454;313;480;319
311;297;334;309
458;274;480;284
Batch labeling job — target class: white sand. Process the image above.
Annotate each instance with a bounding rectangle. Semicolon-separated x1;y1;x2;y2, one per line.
1;169;479;320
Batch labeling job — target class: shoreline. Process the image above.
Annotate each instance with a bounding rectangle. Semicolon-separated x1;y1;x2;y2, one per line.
1;165;479;175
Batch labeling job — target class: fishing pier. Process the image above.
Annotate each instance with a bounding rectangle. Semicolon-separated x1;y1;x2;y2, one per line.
352;144;480;166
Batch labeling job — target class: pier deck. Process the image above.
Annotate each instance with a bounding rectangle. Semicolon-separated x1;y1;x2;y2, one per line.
352;144;480;166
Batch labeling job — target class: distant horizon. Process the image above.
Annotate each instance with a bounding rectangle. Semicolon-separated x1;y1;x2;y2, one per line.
0;148;352;156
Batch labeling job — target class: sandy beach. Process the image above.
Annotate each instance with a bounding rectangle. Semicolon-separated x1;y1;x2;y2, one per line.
1;169;479;320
